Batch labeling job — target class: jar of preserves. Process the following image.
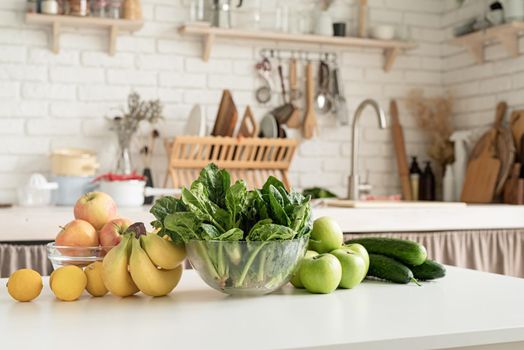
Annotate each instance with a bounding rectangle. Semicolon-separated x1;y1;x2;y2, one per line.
27;0;38;13
67;0;89;16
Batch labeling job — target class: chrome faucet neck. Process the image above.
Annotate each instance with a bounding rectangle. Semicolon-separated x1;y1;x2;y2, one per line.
348;99;387;200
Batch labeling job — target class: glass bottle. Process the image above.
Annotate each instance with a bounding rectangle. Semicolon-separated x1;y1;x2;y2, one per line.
409;156;422;201
92;0;108;17
68;0;89;16
27;0;38;13
108;0;122;19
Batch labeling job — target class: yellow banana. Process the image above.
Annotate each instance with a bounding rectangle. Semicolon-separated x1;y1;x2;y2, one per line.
140;232;186;270
129;237;183;297
102;233;139;297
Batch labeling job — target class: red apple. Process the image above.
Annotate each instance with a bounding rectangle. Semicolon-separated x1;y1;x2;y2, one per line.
55;219;98;247
99;218;132;247
74;192;117;230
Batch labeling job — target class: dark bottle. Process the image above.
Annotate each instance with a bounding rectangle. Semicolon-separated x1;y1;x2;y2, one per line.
409;156;422;201
420;161;436;201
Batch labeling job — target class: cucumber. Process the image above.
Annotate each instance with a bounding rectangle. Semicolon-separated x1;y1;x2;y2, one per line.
368;254;418;285
410;259;446;280
346;237;427;266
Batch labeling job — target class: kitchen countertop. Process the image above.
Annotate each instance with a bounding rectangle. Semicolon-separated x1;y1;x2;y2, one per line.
1;267;524;350
1;204;524;242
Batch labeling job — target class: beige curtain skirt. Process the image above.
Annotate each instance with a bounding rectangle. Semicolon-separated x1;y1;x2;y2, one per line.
1;229;523;278
346;229;524;278
0;243;53;278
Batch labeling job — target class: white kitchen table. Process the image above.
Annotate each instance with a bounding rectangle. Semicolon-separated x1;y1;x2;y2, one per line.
1;267;524;350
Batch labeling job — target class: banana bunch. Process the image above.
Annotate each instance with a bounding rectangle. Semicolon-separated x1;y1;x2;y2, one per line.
102;232;186;297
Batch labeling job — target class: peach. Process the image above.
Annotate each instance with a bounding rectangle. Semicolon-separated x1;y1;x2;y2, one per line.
56;219;98;247
99;218;132;247
74;192;117;230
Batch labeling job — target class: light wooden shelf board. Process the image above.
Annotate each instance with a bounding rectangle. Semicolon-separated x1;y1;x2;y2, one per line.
179;24;416;72
25;13;143;55
450;21;524;64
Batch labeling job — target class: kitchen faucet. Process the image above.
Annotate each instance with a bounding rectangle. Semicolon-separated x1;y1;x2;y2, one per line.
348;99;387;200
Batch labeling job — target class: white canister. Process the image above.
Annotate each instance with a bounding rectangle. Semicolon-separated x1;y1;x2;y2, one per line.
314;11;333;36
504;0;524;21
41;0;59;14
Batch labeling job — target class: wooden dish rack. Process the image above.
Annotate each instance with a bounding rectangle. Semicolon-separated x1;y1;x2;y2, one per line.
164;136;298;190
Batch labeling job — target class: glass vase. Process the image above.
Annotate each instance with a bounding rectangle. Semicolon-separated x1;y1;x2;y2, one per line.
115;130;134;174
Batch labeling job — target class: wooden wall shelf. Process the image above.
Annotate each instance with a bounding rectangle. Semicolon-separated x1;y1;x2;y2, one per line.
25;13;143;56
450;21;524;64
178;24;416;72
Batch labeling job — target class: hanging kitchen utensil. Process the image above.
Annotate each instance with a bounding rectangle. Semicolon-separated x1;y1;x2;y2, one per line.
461;129;501;203
315;59;333;114
211;90;238;137
255;57;272;104
331;63;349;126
271;59;295;125
237;106;258;138
468;101;514;197
286;57;302;129
303;61;317;139
390;100;412;201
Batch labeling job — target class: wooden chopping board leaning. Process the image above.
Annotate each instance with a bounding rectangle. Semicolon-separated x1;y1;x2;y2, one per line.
461;102;512;203
389;100;412;200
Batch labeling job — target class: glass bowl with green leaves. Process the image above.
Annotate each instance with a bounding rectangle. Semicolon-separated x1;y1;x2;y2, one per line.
150;163;312;296
186;237;307;295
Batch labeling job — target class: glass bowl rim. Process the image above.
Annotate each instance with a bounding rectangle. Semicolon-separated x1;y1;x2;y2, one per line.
46;242;115;250
187;236;308;244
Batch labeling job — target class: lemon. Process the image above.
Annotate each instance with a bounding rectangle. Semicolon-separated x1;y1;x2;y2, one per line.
7;269;43;302
84;261;108;297
50;266;87;301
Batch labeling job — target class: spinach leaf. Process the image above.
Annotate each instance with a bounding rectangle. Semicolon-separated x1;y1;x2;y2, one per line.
197;163;231;208
164;212;201;243
217;228;243;241
225;180;248;229
200;224;221;240
247;224;296;241
182;184;230;233
150;196;187;238
268;185;290;226
288;202;312;237
247;218;273;238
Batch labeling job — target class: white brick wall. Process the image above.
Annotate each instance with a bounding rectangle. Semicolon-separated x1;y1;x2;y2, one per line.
0;0;447;203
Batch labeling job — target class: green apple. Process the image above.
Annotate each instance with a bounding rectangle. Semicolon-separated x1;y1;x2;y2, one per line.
308;216;344;253
341;243;369;274
299;253;342;294
290;250;319;288
331;248;366;288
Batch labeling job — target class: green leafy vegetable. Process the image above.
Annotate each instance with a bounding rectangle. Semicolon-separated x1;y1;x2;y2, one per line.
149;163;313;289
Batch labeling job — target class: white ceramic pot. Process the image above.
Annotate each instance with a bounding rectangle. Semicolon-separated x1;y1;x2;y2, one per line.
99;180;181;207
370;25;396;40
51;148;99;177
315;11;333;36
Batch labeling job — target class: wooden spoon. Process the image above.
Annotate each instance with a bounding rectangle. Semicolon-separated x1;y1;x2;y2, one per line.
287;57;302;129
302;62;317;139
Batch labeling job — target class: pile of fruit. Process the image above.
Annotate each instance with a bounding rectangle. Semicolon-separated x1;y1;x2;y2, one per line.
290;217;369;294
6;192;186;302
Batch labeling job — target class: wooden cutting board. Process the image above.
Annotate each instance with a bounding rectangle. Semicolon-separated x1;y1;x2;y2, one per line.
237;106;258;138
211;90;238;137
460;129;501;203
390;100;412;201
510;110;524;154
469;101;514;197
